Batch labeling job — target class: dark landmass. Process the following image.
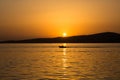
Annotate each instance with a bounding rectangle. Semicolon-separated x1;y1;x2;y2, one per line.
0;32;120;43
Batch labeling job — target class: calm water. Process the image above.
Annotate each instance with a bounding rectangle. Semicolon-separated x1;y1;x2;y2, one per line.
0;43;120;80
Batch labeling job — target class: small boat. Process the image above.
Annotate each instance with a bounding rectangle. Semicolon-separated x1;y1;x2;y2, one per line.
59;45;67;48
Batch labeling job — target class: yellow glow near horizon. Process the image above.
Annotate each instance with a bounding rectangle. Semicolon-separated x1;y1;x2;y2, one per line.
63;33;67;37
0;0;120;40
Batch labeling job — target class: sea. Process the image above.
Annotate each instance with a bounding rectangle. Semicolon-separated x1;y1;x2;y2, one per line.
0;43;120;80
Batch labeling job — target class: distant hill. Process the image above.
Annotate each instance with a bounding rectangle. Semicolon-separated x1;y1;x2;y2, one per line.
0;32;120;43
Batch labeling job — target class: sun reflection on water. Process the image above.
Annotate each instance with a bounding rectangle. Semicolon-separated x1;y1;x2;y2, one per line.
61;46;69;78
63;43;67;47
62;48;67;69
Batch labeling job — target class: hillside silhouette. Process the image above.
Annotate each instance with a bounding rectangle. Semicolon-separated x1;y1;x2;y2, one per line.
0;32;120;43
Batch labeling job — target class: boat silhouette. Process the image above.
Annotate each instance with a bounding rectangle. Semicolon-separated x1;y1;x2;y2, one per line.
59;45;67;48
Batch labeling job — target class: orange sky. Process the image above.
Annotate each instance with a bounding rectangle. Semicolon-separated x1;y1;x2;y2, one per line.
0;0;120;40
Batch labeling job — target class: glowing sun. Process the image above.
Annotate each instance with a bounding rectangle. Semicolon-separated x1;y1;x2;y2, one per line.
63;32;67;37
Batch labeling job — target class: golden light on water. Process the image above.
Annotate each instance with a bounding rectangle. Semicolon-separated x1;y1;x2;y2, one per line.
63;43;67;46
62;48;68;69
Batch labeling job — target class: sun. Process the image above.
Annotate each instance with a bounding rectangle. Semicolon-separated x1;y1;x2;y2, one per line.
63;32;67;37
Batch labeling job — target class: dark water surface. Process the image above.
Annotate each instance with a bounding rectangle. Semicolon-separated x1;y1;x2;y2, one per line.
0;43;120;80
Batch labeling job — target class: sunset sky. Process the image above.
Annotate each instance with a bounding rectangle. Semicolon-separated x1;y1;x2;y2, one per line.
0;0;120;40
